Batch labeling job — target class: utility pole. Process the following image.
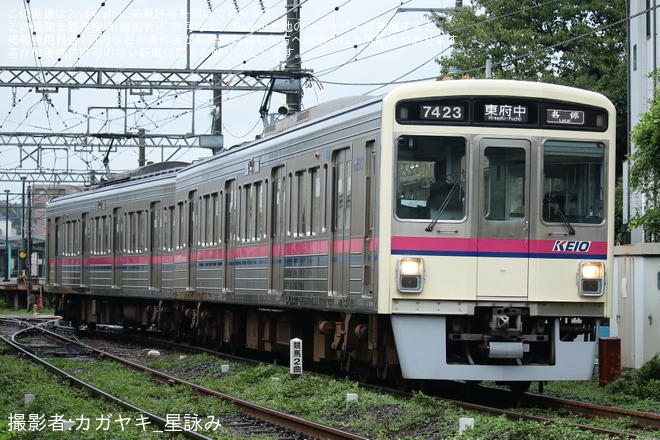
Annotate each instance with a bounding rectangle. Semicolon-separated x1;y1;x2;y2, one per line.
138;128;146;167
3;189;8;282
285;0;302;113
212;73;223;154
20;176;25;277
25;184;32;312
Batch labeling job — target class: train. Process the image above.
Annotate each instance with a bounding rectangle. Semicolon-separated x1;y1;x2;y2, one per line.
45;79;615;390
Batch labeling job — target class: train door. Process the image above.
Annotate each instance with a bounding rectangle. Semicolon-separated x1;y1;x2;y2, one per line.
477;139;530;298
269;166;285;294
363;140;376;297
187;191;197;290
112;208;123;288
331;147;352;296
224;180;237;293
150;201;162;290
81;213;90;287
51;217;62;286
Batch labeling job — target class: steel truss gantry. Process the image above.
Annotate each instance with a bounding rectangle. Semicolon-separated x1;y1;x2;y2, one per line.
0;66;313;184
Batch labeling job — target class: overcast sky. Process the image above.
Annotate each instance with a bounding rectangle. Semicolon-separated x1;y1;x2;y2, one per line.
0;0;455;196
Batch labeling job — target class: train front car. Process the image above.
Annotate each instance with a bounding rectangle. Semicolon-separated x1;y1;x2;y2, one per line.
380;80;615;387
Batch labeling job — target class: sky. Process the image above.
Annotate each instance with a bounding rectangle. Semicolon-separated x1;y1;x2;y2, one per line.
0;0;457;197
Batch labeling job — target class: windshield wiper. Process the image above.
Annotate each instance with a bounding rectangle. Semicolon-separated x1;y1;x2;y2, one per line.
425;184;460;232
546;196;575;235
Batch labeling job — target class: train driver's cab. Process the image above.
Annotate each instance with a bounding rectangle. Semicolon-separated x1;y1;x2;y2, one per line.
396;135;466;222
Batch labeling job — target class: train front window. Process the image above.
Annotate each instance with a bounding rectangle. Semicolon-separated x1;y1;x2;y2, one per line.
542;141;605;224
396;135;466;221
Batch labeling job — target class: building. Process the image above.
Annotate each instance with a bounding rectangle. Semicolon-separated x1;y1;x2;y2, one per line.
31;184;84;237
624;0;658;242
612;1;660;369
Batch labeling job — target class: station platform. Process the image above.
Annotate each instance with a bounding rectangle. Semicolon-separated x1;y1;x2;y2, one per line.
0;278;43;311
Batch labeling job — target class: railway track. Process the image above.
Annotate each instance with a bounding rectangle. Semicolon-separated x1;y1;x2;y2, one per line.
521;390;660;431
3;315;659;438
70;325;660;438
424;381;659;438
0;316;369;440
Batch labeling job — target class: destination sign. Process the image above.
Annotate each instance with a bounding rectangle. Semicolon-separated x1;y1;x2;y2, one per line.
546;109;586;125
482;104;529;123
396;97;607;131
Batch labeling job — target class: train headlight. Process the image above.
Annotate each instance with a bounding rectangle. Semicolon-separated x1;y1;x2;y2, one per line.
578;261;605;296
397;257;424;293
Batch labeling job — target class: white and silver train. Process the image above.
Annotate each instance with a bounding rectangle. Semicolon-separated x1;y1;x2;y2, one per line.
46;80;615;389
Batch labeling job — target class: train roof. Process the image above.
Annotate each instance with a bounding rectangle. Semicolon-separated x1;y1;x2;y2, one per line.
96;160;189;188
48;160;186;206
174;93;384;179
51;80;615;201
262;95;377;138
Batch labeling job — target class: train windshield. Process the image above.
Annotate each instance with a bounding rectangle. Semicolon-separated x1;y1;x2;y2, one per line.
542;140;605;224
396;135;466;221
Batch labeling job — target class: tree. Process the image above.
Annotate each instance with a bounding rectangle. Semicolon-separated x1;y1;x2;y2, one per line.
432;0;627;239
628;71;660;241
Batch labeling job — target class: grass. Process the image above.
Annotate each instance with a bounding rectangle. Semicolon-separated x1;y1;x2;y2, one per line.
0;353;187;439
147;353;628;439
0;346;639;440
0;301;655;439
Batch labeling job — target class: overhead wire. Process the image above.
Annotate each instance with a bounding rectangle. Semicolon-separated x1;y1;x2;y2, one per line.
311;17;444;79
4;0;633;171
312;7;400;77
55;1;111;65
194;0;306;70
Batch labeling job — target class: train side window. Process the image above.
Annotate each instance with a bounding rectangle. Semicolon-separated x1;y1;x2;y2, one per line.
105;215;111;254
54;218;60;257
151;202;161;252
199;195;206;247
243;184;253;242
336;162;345;230
296;170;308;237
126;212;133;253
213;192;221;245
140;210;148;252
132;212;141;253
75;219;81;256
164;206;174;251
310;167;321;235
98;216;102;255
135;211;142;252
71;220;77;255
346;157;352;229
177;202;185;250
90;217;96;255
188;192;197;250
206;193;217;246
62;221;66;256
97;216;104;255
287;173;293;236
134;211;140;252
204;194;210;245
207;194;214;246
225;180;237;244
271;170;285;239
113;208;122;254
255;181;265;241
96;216;102;255
73;220;82;255
64;221;70;256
